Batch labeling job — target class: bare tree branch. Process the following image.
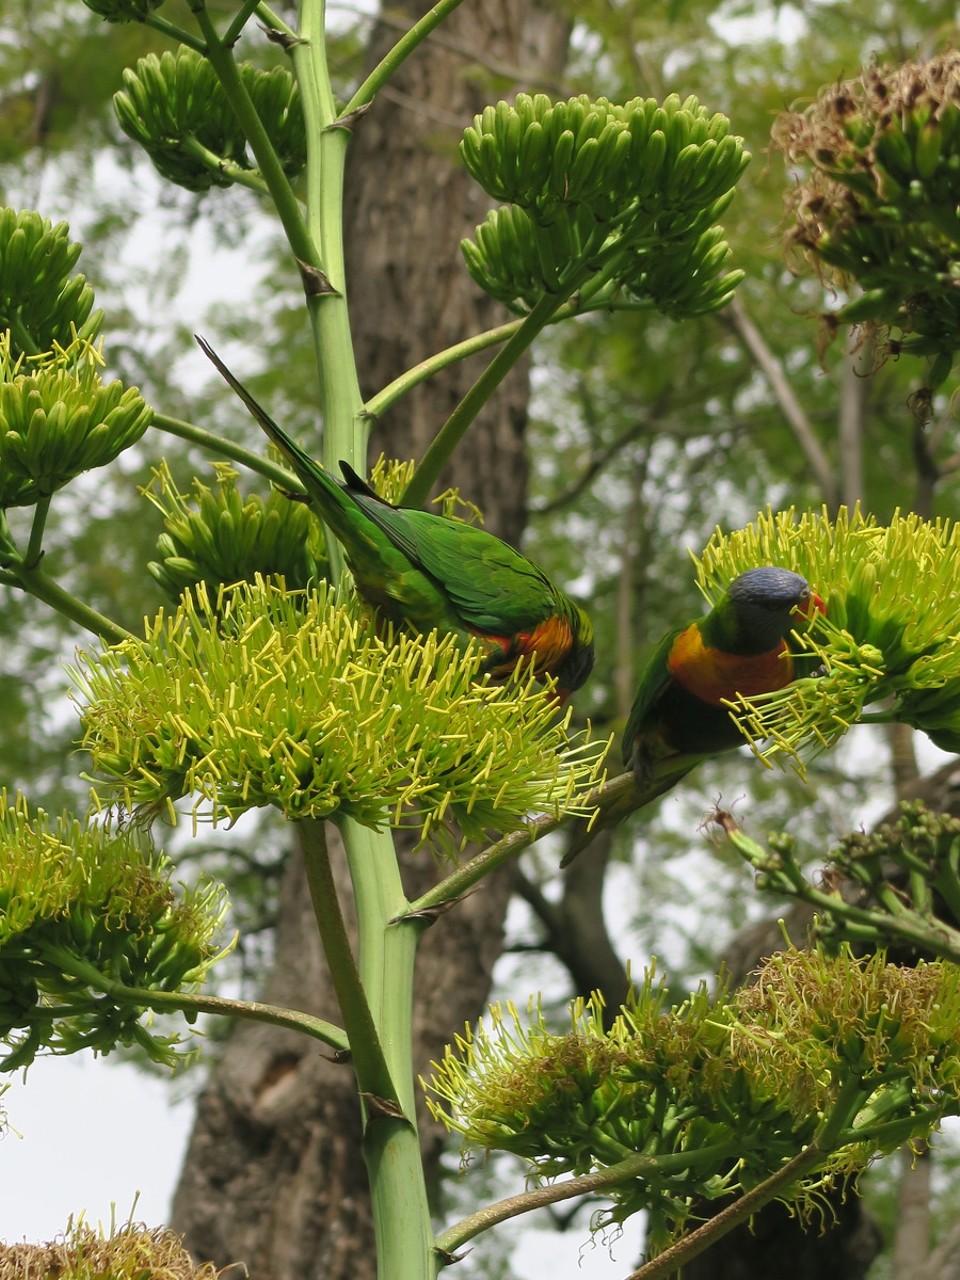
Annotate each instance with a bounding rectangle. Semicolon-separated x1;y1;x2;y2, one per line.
725;296;839;507
839;330;872;508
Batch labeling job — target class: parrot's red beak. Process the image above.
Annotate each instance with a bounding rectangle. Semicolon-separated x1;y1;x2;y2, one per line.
800;591;826;619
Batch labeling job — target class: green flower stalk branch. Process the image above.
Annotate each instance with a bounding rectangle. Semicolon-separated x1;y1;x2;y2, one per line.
148;413;314;494
718;801;960;964
338;0;467;121
65;972;349;1055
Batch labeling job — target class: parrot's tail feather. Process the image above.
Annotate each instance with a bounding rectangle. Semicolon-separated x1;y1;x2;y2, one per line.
195;336;281;440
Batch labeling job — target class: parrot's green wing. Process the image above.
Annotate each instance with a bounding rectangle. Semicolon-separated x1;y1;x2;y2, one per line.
196;336;420;573
198;335;570;639
339;465;563;634
621;626;683;765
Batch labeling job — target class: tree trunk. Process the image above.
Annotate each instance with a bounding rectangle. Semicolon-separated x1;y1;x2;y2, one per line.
168;5;570;1277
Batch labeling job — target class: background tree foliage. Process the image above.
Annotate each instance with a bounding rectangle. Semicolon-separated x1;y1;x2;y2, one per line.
2;1;960;1278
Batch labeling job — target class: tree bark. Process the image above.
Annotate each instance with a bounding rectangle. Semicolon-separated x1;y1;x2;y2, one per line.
169;5;570;1277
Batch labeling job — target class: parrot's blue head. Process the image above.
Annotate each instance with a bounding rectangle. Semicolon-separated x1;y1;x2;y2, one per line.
723;566;824;653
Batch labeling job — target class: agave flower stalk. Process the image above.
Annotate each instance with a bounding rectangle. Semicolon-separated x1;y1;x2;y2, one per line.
0;791;230;1072
773;50;960;382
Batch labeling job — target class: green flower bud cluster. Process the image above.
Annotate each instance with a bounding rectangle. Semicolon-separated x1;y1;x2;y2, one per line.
82;0;164;20
425;948;960;1243
145;460;329;601
72;578;607;849
821;803;960;953
773;51;960;373
460;93;748;316
693;505;960;765
0;789;229;1071
114;47;306;192
0;334;152;508
0;209;103;359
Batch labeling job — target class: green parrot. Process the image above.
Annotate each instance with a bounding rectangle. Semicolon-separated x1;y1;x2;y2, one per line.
562;566;823;864
197;337;595;700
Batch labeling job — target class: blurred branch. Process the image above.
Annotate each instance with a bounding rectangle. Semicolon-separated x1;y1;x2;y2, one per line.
839;329;872;509
725;296;839;508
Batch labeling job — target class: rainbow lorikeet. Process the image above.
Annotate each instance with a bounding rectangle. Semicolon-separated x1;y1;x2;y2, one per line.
624;565;824;785
197;338;595;700
561;566;823;864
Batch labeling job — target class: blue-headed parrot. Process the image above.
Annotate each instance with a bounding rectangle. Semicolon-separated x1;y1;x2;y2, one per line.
562;566;823;864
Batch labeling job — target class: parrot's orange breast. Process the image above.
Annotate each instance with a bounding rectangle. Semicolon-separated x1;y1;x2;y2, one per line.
667;625;793;705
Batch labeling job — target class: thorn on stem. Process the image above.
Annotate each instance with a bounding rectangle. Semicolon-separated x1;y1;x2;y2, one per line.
261;24;306;49
296;259;341;297
329;102;373;131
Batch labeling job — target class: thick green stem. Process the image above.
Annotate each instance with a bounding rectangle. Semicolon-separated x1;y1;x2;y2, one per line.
341;822;422;1114
299;817;397;1103
339;0;468;119
190;1;317;269
289;0;366;577
340;819;436;1278
301;818;435;1280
